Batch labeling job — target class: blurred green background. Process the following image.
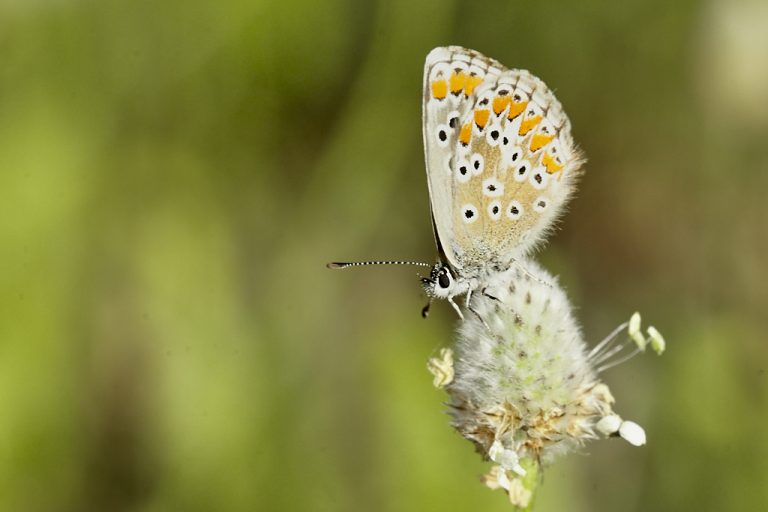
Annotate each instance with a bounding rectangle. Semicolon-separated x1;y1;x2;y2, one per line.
1;0;767;510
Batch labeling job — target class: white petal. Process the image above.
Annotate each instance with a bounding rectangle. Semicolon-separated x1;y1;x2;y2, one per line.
507;478;533;508
488;440;525;475
647;326;666;355
498;450;520;470
619;420;647;446
596;414;622;436
496;467;511;491
488;440;504;462
427;348;454;388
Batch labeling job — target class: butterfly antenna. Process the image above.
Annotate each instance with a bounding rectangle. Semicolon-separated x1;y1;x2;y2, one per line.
326;260;432;269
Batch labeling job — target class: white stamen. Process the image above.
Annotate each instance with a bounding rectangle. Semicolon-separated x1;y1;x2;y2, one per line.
588;321;628;361
496;467;511;491
596;346;642;373
507;478;533;508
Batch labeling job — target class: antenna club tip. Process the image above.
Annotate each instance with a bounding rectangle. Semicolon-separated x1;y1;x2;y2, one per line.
326;262;344;269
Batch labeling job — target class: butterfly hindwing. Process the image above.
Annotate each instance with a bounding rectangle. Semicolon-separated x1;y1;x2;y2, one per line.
423;47;583;275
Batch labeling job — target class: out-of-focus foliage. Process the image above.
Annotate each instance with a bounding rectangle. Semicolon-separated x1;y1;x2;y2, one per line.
1;0;766;511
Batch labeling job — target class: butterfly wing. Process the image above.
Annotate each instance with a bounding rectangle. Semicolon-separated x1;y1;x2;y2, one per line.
422;47;504;272
423;47;583;274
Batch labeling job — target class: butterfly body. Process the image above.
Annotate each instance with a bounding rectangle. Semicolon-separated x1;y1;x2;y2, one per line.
329;47;583;318
420;47;583;314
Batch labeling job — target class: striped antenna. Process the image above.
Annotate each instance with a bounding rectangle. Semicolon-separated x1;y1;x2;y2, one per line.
327;260;432;269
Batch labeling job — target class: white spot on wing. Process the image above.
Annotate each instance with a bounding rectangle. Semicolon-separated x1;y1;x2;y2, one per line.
501;145;523;168
470;153;484;176
533;196;548;212
482;178;504;197
486;121;502;147
435;124;450;148
487;200;502;220
514;160;531;182
460;203;479;224
506;200;523;220
455;158;471;183
530;167;548;189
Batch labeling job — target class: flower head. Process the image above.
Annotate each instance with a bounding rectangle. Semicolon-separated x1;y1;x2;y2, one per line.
428;258;666;505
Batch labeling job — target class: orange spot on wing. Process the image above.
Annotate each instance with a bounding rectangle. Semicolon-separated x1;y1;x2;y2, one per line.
464;75;483;96
542;153;564;174
493;96;511;115
518;115;542;135
529;133;554;152
459;123;472;145
449;72;467;95
508;100;528;120
474;109;490;129
431;80;447;100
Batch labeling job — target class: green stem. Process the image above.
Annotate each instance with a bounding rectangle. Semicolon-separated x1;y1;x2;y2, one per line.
512;458;541;512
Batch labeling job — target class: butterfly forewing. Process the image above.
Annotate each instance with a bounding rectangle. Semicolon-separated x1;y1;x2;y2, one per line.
423;47;504;272
423;47;582;276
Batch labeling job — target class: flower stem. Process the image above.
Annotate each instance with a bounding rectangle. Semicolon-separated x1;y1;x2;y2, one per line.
514;458;540;511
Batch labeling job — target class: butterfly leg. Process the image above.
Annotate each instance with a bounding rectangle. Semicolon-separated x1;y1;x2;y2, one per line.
421;299;433;318
447;296;465;320
464;288;495;332
482;287;501;302
511;259;551;287
467;303;493;332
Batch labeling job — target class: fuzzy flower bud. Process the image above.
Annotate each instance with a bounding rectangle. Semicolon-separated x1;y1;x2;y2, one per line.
431;259;665;504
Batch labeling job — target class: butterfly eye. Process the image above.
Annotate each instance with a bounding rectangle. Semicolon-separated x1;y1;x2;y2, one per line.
438;272;451;289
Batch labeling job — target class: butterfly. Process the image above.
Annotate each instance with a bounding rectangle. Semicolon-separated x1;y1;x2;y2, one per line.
329;46;583;318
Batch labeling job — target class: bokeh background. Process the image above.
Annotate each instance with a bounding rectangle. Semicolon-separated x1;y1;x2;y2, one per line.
1;0;767;510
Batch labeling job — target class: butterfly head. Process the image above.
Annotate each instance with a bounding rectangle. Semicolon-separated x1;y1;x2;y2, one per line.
422;263;459;299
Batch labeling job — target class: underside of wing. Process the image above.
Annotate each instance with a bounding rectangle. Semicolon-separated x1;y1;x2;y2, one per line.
422;47;504;271
449;68;584;269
